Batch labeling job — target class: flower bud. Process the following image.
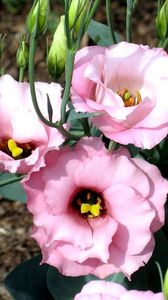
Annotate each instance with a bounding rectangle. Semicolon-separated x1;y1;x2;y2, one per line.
69;0;89;34
163;268;168;299
26;0;50;37
47;15;67;78
16;39;29;69
156;0;168;40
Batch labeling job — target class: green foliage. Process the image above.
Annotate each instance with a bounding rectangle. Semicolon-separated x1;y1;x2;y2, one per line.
87;20;121;46
0;173;26;203
1;0;26;13
5;256;53;300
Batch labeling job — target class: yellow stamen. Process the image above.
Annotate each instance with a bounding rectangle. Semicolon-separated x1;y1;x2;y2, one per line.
90;203;101;217
81;203;91;214
7;139;17;152
12;147;23;158
7;139;23;158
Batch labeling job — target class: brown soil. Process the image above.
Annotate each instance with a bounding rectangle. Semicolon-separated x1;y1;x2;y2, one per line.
0;1;158;299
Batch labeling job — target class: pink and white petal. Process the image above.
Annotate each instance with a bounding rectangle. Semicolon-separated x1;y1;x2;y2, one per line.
103;154;150;197
43;212;92;249
121;291;164;300
104;184;154;255
132;157;168;232
42;241;100;277
12;108;48;143
106;124;168;149
75;281;126;300
42;149;85;213
75;156;116;192
75;137;108;157
93;237;155;279
88;215;118;262
59;215;117;264
33;82;63;121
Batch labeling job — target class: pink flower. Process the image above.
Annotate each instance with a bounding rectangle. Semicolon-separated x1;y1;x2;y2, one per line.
71;42;168;149
74;281;164;300
23;137;168;278
0;74;65;175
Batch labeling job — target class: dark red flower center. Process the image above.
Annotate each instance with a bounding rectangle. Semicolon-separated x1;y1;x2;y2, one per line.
71;189;107;218
0;138;36;160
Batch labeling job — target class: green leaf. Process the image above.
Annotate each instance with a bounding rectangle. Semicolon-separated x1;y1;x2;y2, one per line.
47;93;53;122
67;109;103;122
106;272;127;286
47;267;97;300
47;267;127;300
0;172;26;203
5;255;53;300
87;20;121;46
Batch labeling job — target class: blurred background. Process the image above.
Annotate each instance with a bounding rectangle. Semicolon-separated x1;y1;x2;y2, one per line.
0;1;158;299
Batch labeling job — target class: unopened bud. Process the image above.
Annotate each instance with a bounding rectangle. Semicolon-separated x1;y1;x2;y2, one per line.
16;39;29;69
156;0;168;40
26;0;50;37
47;15;67;78
69;0;89;34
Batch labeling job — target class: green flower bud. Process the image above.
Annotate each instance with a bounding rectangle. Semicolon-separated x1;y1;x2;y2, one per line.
156;0;168;40
26;0;50;37
47;15;67;78
16;39;29;69
163;268;168;299
69;0;89;34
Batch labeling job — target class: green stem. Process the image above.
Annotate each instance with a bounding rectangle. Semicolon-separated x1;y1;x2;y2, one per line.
61;49;76;124
83;0;100;33
80;118;91;136
162;38;168;49
106;0;117;44
19;67;25;82
126;0;133;42
0;175;25;187
29;35;55;128
155;262;164;296
29;35;80;140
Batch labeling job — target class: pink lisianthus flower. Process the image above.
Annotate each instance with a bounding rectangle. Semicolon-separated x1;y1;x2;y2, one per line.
74;281;164;300
71;42;168;149
23;137;168;278
0;74;65;175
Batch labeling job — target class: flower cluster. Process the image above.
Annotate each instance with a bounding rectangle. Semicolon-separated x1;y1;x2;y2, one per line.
2;41;168;299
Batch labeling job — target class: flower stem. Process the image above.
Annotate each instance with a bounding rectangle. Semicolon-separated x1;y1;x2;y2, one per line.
61;49;76;124
29;34;55;128
19;67;25;82
29;34;79;140
126;0;133;42
106;0;117;44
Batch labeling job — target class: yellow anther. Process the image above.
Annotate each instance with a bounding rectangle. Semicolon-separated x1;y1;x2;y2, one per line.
86;192;91;200
7;139;23;158
7;139;17;152
90;203;101;217
123;91;131;101
12;147;23;158
81;203;91;214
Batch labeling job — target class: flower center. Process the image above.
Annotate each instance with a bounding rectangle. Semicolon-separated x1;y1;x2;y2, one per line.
72;189;107;218
0;138;35;160
117;88;142;107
